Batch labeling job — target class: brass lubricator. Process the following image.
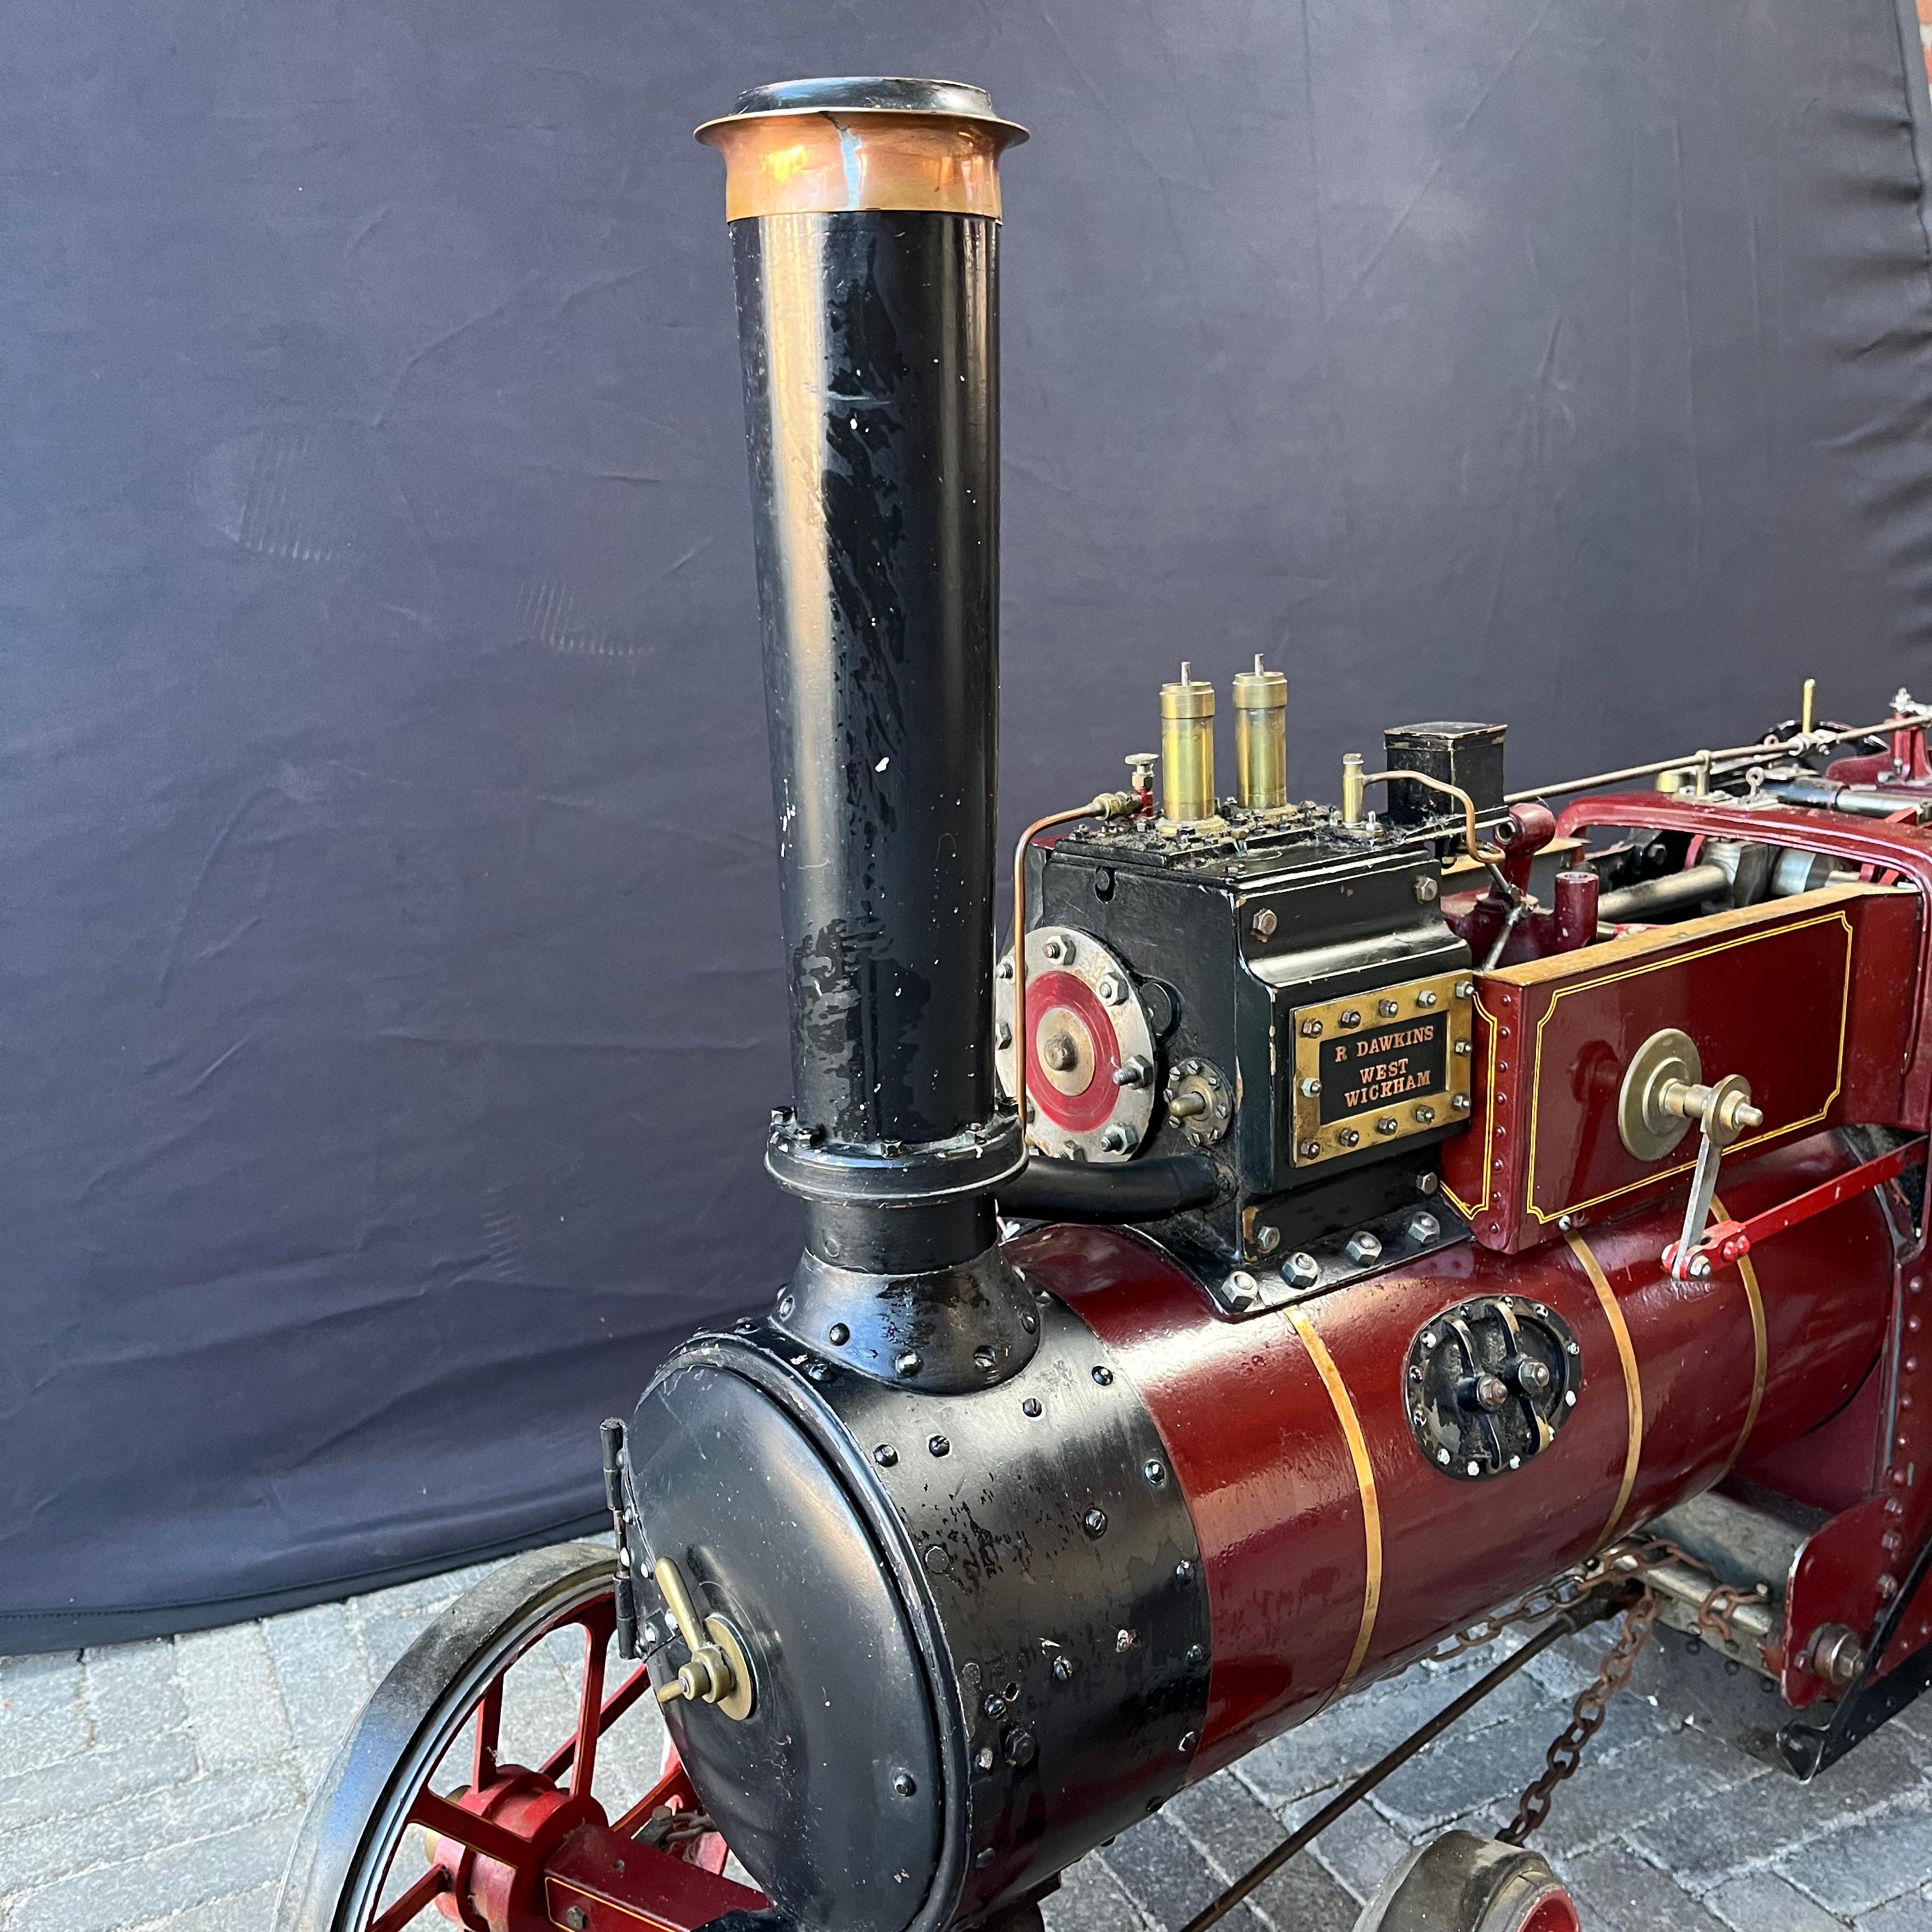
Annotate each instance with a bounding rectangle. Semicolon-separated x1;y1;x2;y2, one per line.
652;1554;755;1721
1160;663;1218;825
1232;654;1288;813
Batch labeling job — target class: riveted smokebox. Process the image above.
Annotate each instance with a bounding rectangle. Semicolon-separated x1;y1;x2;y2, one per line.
699;79;1038;1388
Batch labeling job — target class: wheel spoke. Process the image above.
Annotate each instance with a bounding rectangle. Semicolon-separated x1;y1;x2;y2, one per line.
569;1619;609;1798
370;1866;451;1932
471;1676;503;1791
540;1663;653;1784
408;1788;537;1871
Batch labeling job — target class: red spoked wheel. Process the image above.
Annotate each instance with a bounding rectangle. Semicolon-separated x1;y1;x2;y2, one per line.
272;1544;765;1932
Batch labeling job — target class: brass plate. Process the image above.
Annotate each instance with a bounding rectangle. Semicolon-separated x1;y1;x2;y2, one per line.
1291;970;1474;1168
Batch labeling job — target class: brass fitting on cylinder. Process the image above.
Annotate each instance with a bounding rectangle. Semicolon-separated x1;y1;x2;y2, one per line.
1341;751;1366;826
1160;663;1217;824
1232;654;1288;813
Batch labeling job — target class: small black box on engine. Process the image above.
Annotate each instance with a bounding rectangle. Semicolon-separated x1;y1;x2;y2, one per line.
1382;721;1507;827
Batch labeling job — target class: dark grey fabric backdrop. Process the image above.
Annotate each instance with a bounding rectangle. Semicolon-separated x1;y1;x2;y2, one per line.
9;0;1932;1648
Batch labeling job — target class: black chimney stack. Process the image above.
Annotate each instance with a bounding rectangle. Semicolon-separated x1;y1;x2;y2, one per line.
698;78;1037;1389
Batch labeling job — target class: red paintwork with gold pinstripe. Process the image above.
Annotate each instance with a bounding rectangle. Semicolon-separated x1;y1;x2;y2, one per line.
1012;1131;1892;1777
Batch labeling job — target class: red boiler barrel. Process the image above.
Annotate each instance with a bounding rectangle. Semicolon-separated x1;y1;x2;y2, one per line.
1012;1131;1893;1777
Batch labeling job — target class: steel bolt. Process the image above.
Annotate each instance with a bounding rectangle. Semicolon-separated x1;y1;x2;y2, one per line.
1176;1558;1193;1581
995;1021;1013;1050
562;1909;588;1931
1379;999;1400;1017
975;1847;995;1868
1100;1123;1138;1154
1114;1055;1153;1088
1255;1225;1282;1255
1413;1105;1436;1124
873;1444;898;1467
998;958;1014;979
1116;1627;1137;1651
1043;936;1069;962
983;1693;1008;1719
1301;1018;1323;1036
1288;1252;1320;1285
1083;1508;1108;1537
1144;1457;1167;1487
1340;1009;1361;1027
976;1745;995;1771
1186;1644;1206;1666
928;1434;950;1457
1417;990;1438;1009
1300;1138;1322;1158
1179;1730;1199;1752
1475;1373;1510;1411
1376;1116;1400;1136
1518;1358;1552;1395
893;1770;918;1797
1452;1094;1472;1112
1092;1365;1114;1386
1004;1728;1036;1767
1346;1230;1383;1263
973;1344;997;1371
1053;1655;1077;1682
1339;1128;1361;1148
1099;974;1130;1006
777;1292;795;1317
1300;1075;1322;1096
1022;1397;1042;1417
828;1322;849;1346
924;1545;951;1574
1021;1311;1037;1333
1407;1212;1441;1243
1414;875;1440;903
1252;908;1278;938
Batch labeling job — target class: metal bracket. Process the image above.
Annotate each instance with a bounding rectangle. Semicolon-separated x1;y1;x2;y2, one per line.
1654;1077;1764;1279
1779;1517;1932;1779
1195;1194;1471;1318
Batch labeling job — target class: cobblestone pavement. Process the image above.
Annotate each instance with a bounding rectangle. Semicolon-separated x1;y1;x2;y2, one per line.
6;1543;1932;1929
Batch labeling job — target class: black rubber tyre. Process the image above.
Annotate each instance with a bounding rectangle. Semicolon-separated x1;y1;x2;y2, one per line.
272;1543;618;1932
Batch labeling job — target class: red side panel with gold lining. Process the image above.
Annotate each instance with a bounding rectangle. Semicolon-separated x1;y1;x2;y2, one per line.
1439;884;1917;1253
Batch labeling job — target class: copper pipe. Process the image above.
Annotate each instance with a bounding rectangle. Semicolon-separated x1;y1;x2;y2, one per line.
1353;769;1488;864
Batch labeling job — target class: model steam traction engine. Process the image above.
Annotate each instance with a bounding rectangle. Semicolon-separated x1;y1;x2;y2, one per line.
280;76;1932;1932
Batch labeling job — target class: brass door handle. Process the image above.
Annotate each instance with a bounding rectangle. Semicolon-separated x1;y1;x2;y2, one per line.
652;1555;755;1721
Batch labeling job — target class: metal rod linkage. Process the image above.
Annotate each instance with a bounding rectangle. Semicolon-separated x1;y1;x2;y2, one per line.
1504;715;1911;808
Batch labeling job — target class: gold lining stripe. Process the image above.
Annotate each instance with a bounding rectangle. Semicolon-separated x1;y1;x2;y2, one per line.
1712;1192;1768;1474
1567;1232;1643;1547
1287;1307;1381;1701
1439;991;1500;1222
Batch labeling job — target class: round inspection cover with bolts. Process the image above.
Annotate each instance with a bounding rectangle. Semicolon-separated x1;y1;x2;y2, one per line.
995;926;1156;1162
1357;1831;1579;1932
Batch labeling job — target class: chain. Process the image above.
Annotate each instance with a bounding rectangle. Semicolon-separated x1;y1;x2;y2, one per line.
1496;1586;1662;1844
1478;1530;1767;1846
